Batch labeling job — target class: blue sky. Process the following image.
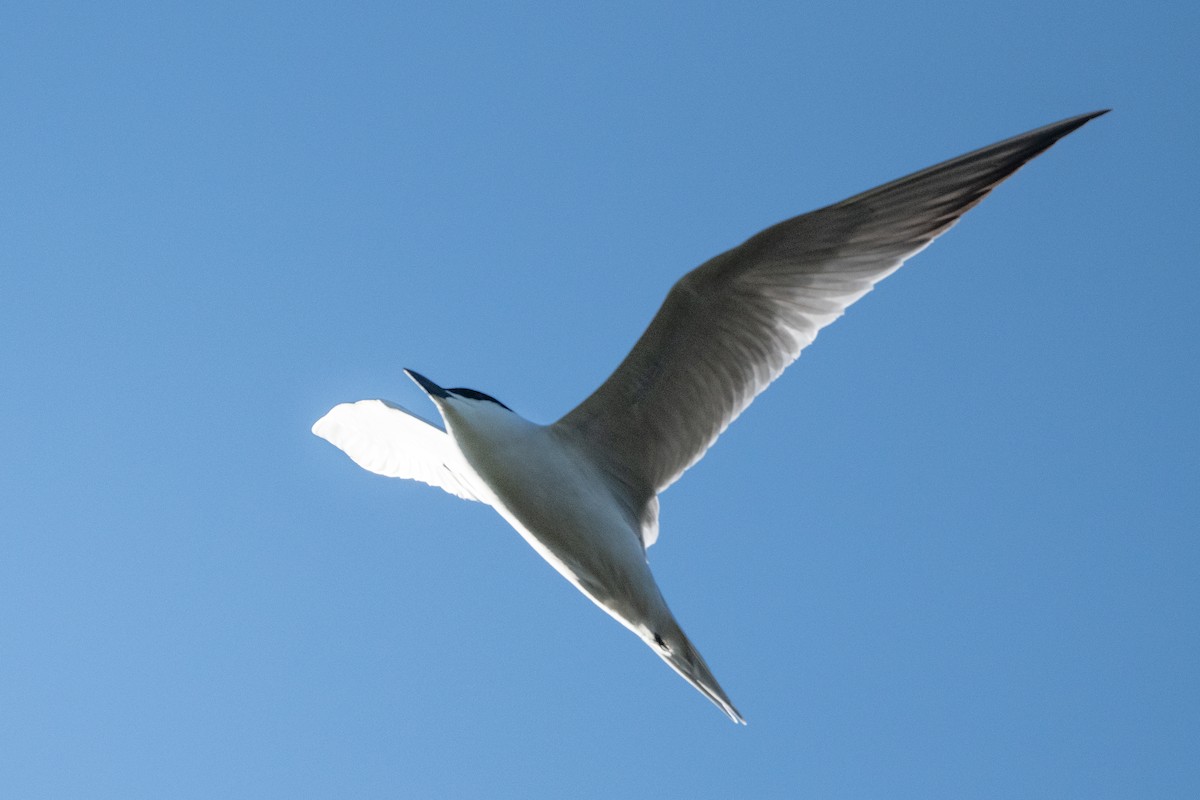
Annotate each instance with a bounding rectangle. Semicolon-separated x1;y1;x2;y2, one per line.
2;2;1197;797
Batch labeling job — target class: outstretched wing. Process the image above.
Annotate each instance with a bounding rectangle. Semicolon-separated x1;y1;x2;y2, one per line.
554;111;1106;511
313;399;483;502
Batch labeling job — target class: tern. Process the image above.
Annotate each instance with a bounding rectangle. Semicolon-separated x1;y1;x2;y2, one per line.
313;110;1106;724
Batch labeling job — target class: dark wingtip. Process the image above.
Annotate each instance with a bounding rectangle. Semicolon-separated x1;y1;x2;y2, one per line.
1084;109;1112;129
1037;109;1110;144
1016;109;1110;151
1002;109;1109;172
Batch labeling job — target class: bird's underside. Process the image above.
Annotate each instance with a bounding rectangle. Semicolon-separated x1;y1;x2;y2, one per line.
313;110;1107;724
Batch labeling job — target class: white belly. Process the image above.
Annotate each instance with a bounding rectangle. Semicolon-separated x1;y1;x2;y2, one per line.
450;417;666;632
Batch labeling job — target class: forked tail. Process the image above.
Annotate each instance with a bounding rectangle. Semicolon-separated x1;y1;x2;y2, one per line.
657;627;745;725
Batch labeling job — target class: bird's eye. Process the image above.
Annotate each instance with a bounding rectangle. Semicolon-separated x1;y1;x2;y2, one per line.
653;633;669;652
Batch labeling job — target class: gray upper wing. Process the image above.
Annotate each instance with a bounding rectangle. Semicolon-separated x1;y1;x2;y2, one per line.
553;111;1106;517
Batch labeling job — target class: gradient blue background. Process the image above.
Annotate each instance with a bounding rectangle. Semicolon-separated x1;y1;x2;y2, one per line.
3;2;1196;798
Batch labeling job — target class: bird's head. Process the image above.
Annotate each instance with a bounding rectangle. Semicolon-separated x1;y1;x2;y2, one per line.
404;368;515;430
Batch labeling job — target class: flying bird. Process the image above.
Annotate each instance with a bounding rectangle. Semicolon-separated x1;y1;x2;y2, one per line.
313;110;1107;724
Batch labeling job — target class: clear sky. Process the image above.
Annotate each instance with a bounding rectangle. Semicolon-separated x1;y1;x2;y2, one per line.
2;2;1197;798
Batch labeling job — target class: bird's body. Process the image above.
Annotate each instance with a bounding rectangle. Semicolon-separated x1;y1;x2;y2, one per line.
445;398;650;620
314;111;1107;724
406;373;745;719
